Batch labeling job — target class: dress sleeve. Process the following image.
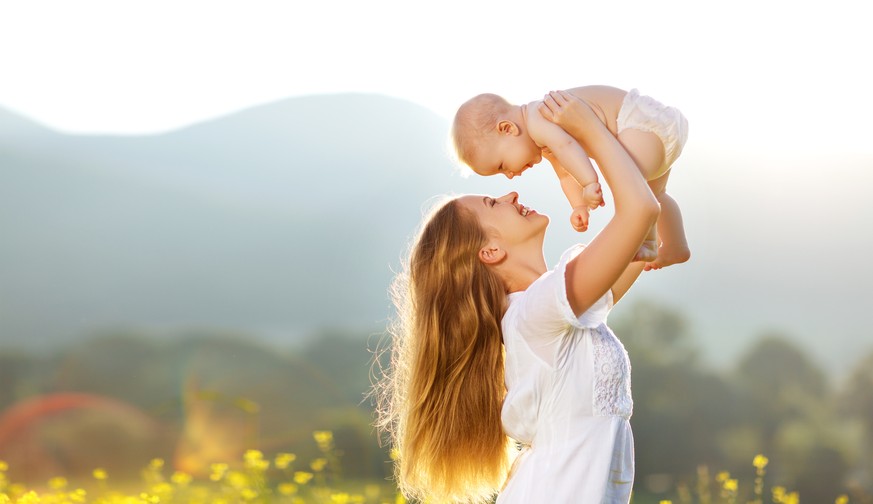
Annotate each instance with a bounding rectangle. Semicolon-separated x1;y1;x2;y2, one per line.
507;245;589;351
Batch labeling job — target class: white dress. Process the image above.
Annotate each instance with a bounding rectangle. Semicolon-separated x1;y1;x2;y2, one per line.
497;245;634;504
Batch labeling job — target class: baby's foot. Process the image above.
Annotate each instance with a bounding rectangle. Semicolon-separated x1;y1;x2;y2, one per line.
633;239;658;263
644;243;691;271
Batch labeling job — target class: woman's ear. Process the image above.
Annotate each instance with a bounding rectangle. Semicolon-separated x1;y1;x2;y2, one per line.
496;120;520;136
478;244;506;265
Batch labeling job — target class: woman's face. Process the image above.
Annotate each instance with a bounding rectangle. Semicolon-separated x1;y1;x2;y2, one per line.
458;192;549;246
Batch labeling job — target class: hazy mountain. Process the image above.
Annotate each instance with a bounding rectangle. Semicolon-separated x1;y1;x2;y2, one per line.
0;94;462;350
1;94;871;377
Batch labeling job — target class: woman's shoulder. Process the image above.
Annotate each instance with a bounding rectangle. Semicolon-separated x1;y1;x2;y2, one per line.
502;244;591;332
558;243;587;264
509;243;612;329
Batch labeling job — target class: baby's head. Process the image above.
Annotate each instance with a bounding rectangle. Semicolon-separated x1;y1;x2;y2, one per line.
451;94;541;179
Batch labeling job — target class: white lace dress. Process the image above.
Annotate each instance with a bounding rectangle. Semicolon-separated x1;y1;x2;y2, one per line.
497;245;634;504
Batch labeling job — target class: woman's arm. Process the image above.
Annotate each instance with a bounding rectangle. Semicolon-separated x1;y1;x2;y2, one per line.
611;262;645;305
539;91;659;316
527;107;604;211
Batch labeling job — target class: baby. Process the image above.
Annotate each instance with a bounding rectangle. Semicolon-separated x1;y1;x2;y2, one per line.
451;85;690;271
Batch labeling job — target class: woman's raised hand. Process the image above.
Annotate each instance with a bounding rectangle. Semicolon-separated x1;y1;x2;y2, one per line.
538;90;596;128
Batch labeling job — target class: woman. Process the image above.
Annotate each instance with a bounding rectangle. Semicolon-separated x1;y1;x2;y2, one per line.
375;91;660;503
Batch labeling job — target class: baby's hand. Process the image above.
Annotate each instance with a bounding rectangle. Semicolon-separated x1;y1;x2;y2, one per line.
570;206;590;233
582;182;605;210
538;90;596;128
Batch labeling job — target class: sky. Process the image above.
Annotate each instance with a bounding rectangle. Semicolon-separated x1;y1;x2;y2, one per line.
1;0;871;160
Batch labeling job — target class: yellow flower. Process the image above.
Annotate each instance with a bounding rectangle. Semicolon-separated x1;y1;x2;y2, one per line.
753;454;769;470
149;459;164;470
139;493;160;503
293;471;313;485
241;488;259;500
0;495;8;504
331;493;350;504
772;486;787;503
244;449;263;462
314;431;334;447
660;501;673;504
226;471;249;489
69;489;87;503
92;468;108;481
784;492;799;504
48;477;67;491
16;491;40;504
836;495;849;504
170;472;191;486
723;478;738;492
275;453;297;470
151;482;173;495
310;458;327;472
716;471;729;482
209;463;228;482
278;483;298;495
0;461;7;471
244;450;269;470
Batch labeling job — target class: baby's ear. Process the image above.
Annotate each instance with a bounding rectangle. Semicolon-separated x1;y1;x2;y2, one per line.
496;120;520;136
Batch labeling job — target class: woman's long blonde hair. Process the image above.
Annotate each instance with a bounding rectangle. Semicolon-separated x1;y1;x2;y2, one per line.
374;197;512;503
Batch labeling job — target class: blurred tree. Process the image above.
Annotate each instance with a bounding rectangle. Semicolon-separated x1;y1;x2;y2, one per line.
0;352;44;410
52;331;169;411
729;332;861;499
612;301;740;493
612;300;699;367
301;330;377;407
733;333;828;460
301;330;394;478
28;331;389;480
839;349;873;492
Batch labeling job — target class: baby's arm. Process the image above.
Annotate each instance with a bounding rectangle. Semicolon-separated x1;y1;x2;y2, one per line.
542;149;595;232
527;104;605;211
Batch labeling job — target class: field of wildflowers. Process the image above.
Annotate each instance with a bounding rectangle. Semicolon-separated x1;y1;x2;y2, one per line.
0;431;854;504
0;430;401;504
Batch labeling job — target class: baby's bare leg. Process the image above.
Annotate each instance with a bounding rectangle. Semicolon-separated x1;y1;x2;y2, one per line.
633;221;659;263
617;128;664;263
644;170;691;271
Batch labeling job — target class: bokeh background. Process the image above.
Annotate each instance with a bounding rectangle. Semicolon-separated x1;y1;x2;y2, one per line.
1;0;871;502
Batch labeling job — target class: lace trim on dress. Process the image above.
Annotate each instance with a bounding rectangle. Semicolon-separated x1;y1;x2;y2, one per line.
591;325;633;419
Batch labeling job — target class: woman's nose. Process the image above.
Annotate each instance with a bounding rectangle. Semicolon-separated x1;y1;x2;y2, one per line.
498;192;519;203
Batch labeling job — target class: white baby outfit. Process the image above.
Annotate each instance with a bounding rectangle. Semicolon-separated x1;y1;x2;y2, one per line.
497;245;634;504
617;88;689;179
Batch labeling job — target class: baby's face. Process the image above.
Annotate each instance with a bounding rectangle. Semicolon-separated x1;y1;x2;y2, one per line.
473;134;542;180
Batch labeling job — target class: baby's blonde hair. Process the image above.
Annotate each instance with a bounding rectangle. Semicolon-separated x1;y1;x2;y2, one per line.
374;197;512;503
451;94;512;170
